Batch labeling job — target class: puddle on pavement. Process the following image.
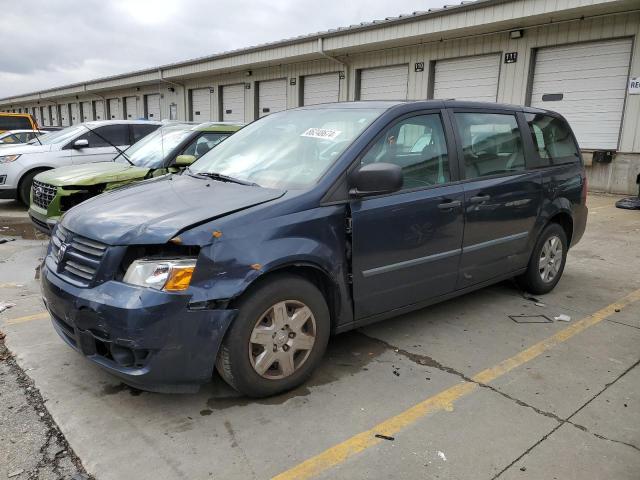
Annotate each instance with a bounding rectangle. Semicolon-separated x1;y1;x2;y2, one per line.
0;217;47;240
204;330;388;410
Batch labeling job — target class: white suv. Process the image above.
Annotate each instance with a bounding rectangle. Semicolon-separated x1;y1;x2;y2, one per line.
0;120;161;204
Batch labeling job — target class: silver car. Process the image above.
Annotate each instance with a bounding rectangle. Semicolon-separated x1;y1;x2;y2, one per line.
0;120;161;204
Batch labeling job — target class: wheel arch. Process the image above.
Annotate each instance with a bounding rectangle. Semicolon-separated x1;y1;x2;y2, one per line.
546;210;573;247
231;261;347;332
16;166;53;202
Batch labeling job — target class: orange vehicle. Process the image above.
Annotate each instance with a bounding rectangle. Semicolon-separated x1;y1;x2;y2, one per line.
0;112;38;133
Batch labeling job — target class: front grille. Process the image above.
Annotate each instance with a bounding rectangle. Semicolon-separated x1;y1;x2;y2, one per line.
51;224;108;287
32;179;57;209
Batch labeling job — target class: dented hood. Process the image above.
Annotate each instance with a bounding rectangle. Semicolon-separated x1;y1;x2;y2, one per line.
35;162;149;186
61;173;285;245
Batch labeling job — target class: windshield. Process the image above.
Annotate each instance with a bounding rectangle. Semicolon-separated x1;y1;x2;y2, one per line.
189;108;384;189
117;125;193;168
27;124;86;145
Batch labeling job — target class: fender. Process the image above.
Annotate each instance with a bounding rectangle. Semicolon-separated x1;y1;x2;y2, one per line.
184;203;354;328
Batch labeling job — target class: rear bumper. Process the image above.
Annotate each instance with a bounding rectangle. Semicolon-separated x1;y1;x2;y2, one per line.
41;260;237;393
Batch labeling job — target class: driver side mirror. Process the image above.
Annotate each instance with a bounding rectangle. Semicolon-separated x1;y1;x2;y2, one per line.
349;163;403;197
175;154;196;166
72;139;89;149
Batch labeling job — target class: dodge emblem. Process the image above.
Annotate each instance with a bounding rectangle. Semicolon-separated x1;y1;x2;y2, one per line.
57;242;68;264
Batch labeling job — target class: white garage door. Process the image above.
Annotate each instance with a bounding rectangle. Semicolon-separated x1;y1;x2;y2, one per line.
81;101;93;121
433;54;501;102
108;98;120;119
34;107;42;126
359;65;408;101
50;105;59;126
145;94;161;120
190;88;212;122
94;100;105;120
69;103;79;124
221;84;245;122
303;73;340;106
60;104;70;126
42;106;50;126
258;79;287;118
531;38;633;150
124;96;138;119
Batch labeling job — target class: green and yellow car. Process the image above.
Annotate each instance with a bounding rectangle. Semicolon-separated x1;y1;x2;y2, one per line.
29;122;243;232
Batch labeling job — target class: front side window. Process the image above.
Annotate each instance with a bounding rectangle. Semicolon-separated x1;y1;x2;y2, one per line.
454;113;525;179
181;132;230;159
190;108;384;189
360;114;450;189
75;124;128;148
525;113;579;165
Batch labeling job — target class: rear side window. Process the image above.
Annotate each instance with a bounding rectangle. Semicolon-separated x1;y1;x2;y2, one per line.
0;115;32;130
75;124;129;148
454;113;525;179
361;114;451;190
525;114;579;165
131;124;160;143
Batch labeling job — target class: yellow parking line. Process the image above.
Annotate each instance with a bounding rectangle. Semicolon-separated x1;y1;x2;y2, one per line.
4;311;49;325
272;287;640;480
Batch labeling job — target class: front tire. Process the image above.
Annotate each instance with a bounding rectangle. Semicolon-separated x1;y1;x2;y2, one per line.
216;274;330;397
18;170;43;206
517;223;568;295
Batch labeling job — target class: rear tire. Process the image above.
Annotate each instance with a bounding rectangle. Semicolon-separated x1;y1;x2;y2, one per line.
216;274;330;398
18;170;44;206
517;223;567;295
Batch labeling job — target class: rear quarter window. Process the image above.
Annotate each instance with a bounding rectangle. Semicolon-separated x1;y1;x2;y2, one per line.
525;113;580;165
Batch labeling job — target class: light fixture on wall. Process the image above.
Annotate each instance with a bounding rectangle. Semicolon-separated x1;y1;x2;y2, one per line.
509;29;524;39
245;70;253;77
168;87;175;92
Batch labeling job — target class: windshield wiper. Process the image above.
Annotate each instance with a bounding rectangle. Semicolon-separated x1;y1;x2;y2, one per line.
188;170;259;187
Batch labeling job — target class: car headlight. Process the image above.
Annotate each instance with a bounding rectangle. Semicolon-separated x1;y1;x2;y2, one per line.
0;154;21;163
123;258;197;291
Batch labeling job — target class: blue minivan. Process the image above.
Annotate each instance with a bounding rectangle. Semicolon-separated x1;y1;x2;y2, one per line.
41;101;587;396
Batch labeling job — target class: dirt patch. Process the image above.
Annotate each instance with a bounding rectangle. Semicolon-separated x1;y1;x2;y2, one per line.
0;217;47;241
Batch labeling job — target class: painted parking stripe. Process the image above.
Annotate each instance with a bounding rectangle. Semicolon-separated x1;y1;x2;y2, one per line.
4;311;49;325
272;287;640;480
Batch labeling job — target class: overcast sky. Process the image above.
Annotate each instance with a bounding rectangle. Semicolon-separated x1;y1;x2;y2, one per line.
0;0;450;98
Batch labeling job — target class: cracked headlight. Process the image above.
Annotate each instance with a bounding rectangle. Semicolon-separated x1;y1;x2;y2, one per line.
0;154;21;163
123;258;197;291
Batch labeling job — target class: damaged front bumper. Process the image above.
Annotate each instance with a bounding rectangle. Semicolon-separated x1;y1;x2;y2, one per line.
41;260;237;393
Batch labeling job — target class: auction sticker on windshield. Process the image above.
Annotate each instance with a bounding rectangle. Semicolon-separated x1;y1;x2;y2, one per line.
301;128;341;140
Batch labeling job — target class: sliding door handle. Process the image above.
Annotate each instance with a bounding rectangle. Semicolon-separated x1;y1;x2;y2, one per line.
437;199;462;210
469;194;491;204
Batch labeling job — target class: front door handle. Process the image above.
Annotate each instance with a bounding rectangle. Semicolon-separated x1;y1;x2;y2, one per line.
437;199;462;210
469;194;491;204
